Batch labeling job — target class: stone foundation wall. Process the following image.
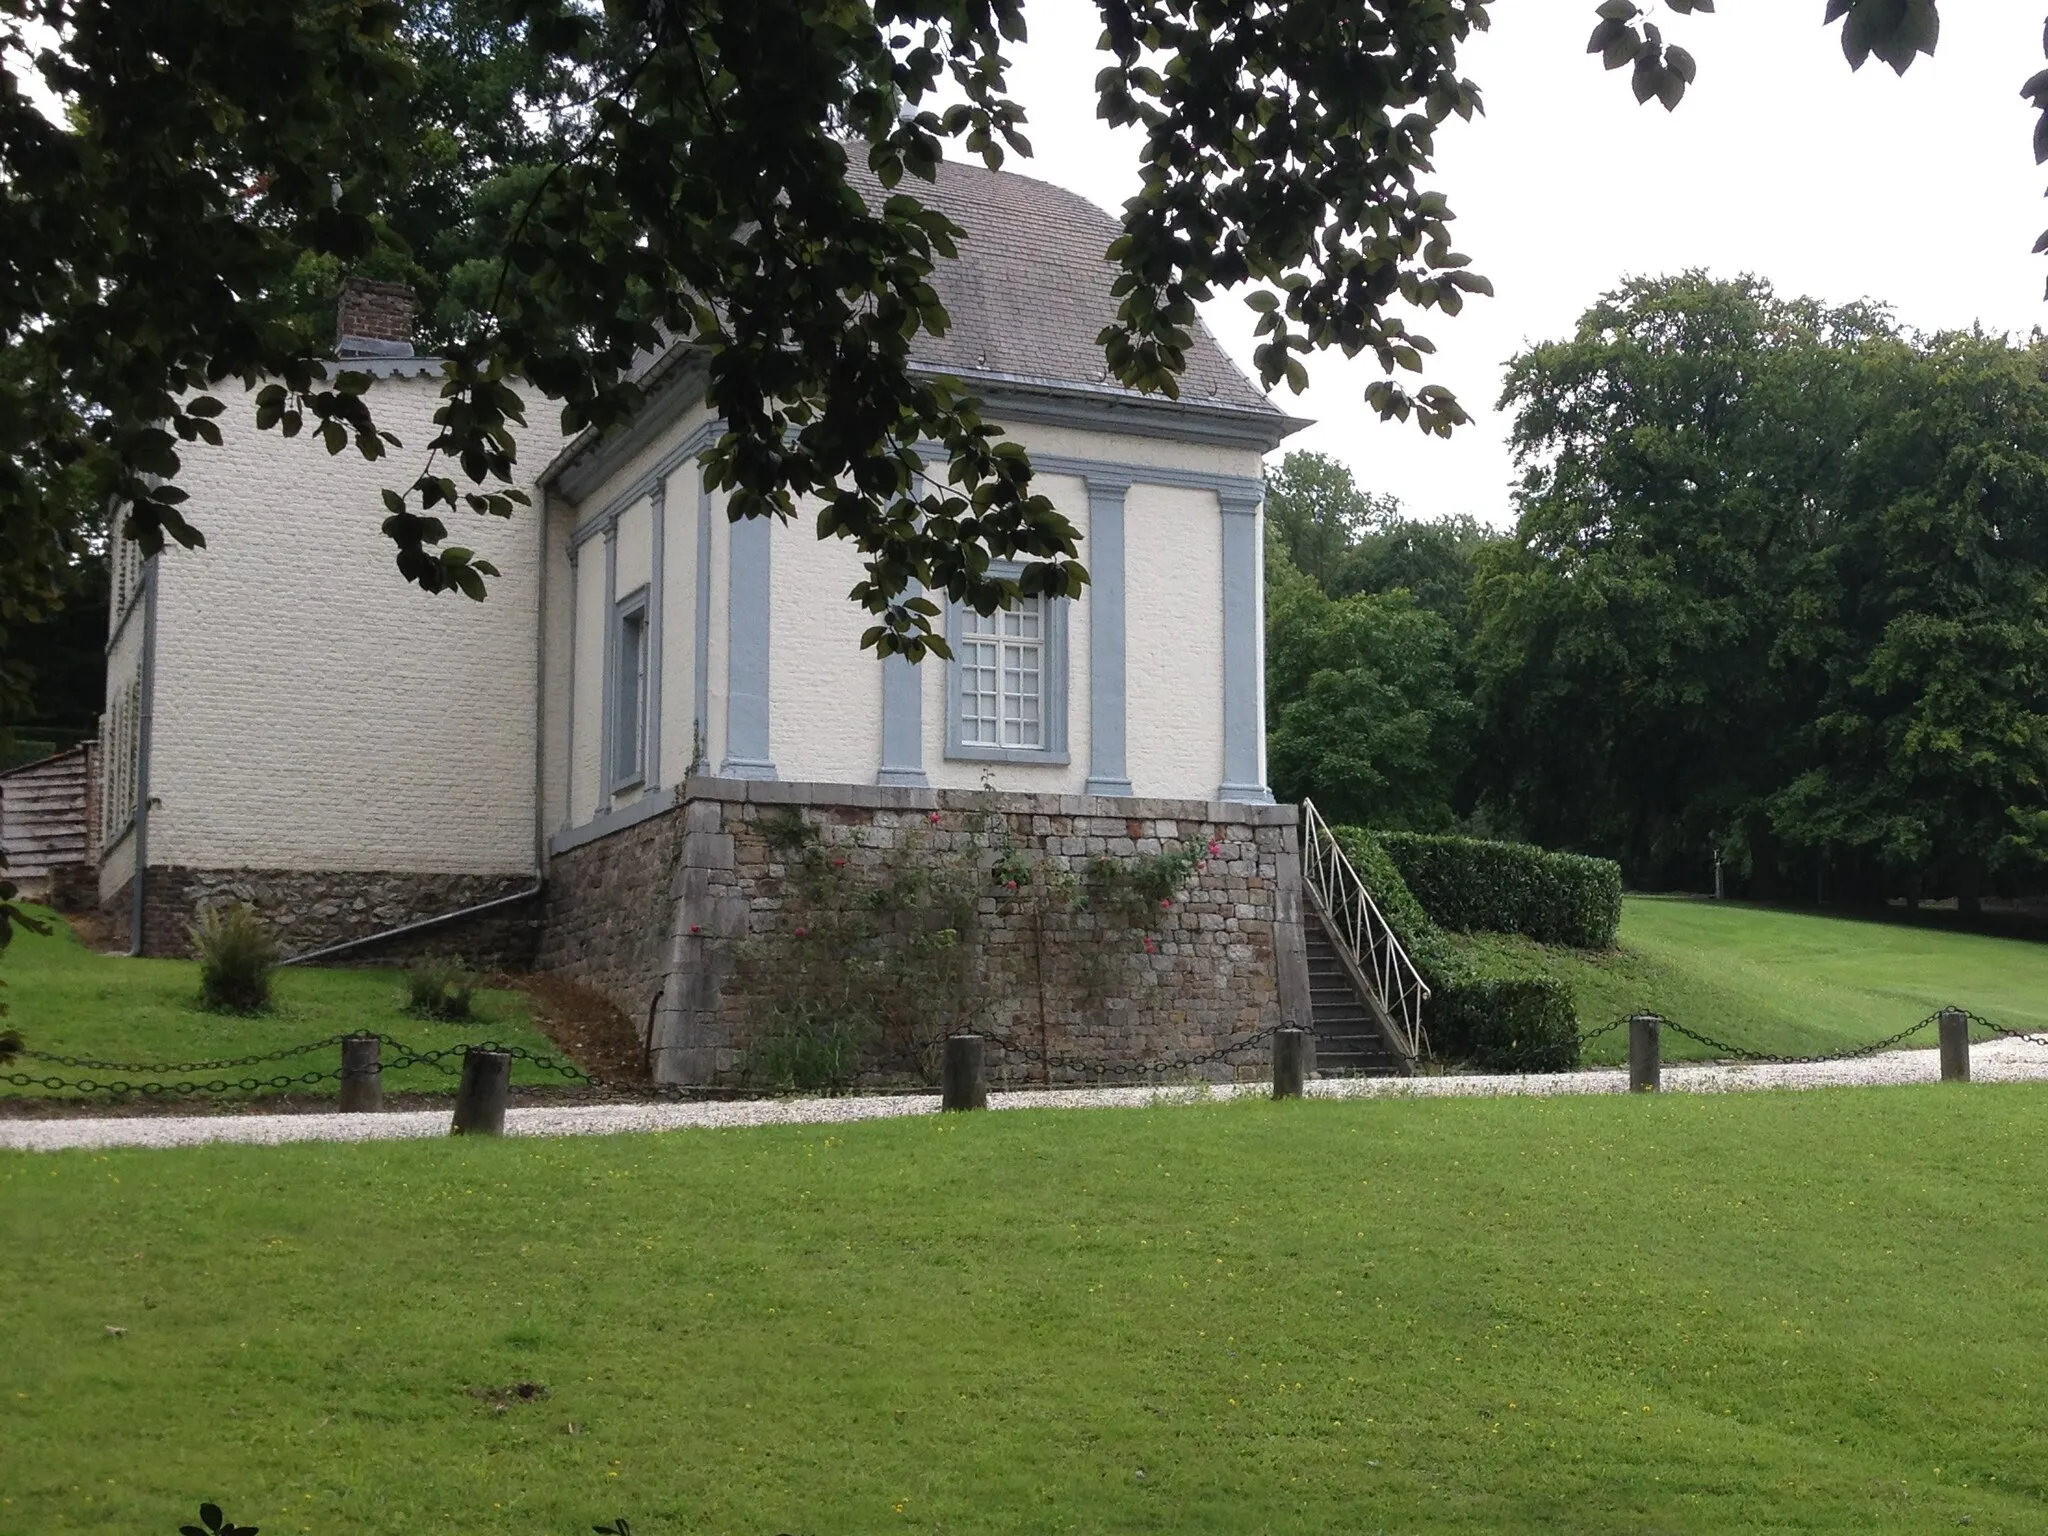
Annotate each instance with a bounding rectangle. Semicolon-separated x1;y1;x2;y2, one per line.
537;778;1312;1087
106;866;540;966
535;809;687;1035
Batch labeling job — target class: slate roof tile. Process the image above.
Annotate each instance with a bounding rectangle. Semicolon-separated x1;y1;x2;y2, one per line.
843;154;1278;416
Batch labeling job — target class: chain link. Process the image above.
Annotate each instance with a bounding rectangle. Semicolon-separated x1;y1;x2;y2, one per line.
1962;1010;2048;1047
1576;1016;1631;1047
1655;1010;1942;1066
15;1032;404;1074
1;1066;346;1096
964;1022;1285;1082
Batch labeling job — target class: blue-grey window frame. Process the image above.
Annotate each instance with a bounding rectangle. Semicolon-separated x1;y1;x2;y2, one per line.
609;584;651;793
944;565;1070;765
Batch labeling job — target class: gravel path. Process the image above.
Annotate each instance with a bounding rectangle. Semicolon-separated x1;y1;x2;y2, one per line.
7;1036;2048;1153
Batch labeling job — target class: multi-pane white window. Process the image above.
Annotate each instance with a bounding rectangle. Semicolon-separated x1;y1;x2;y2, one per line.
957;597;1045;750
946;581;1068;764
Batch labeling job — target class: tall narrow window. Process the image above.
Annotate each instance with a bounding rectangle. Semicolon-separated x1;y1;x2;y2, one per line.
946;579;1068;764
959;597;1043;748
610;591;649;790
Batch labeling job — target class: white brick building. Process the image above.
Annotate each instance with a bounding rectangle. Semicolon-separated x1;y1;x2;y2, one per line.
99;161;1330;1081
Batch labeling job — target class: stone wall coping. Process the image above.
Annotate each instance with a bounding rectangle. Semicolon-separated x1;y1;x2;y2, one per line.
673;775;1298;827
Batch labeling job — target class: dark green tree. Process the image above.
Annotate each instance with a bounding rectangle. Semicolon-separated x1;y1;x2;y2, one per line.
0;0;582;742
1771;332;2048;912
1265;545;1472;829
1343;513;1500;643
1470;273;1893;881
1263;452;1399;593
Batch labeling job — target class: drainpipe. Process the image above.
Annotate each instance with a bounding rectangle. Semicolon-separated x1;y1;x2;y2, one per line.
533;486;552;875
127;556;159;957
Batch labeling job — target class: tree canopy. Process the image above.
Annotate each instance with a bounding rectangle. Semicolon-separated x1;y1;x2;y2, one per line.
1262;451;1495;829
1472;276;2048;907
1266;270;2048;912
4;0;2039;697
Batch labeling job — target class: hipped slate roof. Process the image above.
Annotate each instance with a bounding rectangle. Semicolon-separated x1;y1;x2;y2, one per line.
841;155;1279;416
542;152;1300;499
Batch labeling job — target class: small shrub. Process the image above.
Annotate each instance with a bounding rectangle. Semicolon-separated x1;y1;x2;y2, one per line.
740;1002;872;1093
1376;831;1622;949
405;958;477;1021
191;902;278;1013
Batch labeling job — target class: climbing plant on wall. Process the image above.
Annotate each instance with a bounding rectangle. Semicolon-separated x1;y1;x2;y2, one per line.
732;807;1208;1091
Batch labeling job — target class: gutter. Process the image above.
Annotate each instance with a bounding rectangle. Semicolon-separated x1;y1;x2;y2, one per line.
127;556;159;957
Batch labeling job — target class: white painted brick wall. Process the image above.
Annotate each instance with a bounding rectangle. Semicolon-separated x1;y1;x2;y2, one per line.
546;402;1267;824
146;370;559;874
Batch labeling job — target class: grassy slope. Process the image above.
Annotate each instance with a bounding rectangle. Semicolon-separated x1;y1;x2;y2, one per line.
7;1090;2048;1534
3;909;568;1097
1442;896;2048;1065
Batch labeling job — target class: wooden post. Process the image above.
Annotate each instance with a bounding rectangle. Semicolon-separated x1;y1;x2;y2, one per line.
1272;1027;1308;1100
942;1034;986;1111
339;1034;383;1113
1939;1007;1970;1083
1628;1013;1662;1093
450;1047;512;1135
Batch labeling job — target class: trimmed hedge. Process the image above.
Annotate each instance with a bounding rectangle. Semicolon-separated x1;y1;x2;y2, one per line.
1376;832;1622;950
1329;825;1582;1072
1422;977;1580;1073
1330;824;1438;954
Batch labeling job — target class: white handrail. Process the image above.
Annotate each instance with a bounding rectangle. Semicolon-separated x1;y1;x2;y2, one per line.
1299;799;1430;1060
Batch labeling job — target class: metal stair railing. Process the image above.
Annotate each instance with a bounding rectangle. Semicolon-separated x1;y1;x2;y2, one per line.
1299;798;1430;1060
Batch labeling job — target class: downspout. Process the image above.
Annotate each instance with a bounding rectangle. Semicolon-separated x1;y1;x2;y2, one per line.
127;556;159;957
532;485;552;877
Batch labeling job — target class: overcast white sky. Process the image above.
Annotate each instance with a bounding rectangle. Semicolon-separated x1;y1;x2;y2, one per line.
998;0;2048;525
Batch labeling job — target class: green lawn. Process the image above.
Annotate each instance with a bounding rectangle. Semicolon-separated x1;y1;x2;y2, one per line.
7;1088;2048;1533
1445;895;2048;1066
2;908;572;1099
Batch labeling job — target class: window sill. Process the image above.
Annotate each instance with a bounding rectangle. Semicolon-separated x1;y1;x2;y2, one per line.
944;745;1071;767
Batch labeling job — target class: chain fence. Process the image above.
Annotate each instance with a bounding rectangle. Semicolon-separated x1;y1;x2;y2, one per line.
0;1023;1294;1104
1572;1005;2048;1067
957;1022;1286;1084
11;1005;2048;1105
0;1033;501;1101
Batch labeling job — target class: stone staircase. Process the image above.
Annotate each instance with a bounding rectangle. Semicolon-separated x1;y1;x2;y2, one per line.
1303;905;1408;1077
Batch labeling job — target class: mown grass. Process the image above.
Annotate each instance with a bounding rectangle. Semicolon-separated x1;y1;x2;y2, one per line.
6;1088;2048;1534
1442;895;2048;1066
2;909;569;1098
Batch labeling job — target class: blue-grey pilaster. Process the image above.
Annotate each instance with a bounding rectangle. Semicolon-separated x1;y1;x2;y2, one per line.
1218;490;1274;804
562;540;580;833
646;482;666;789
720;511;777;779
877;643;930;787
692;470;714;773
598;521;619;816
1083;473;1134;797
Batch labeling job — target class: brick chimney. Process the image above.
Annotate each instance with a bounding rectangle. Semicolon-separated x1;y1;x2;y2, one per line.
336;277;417;358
